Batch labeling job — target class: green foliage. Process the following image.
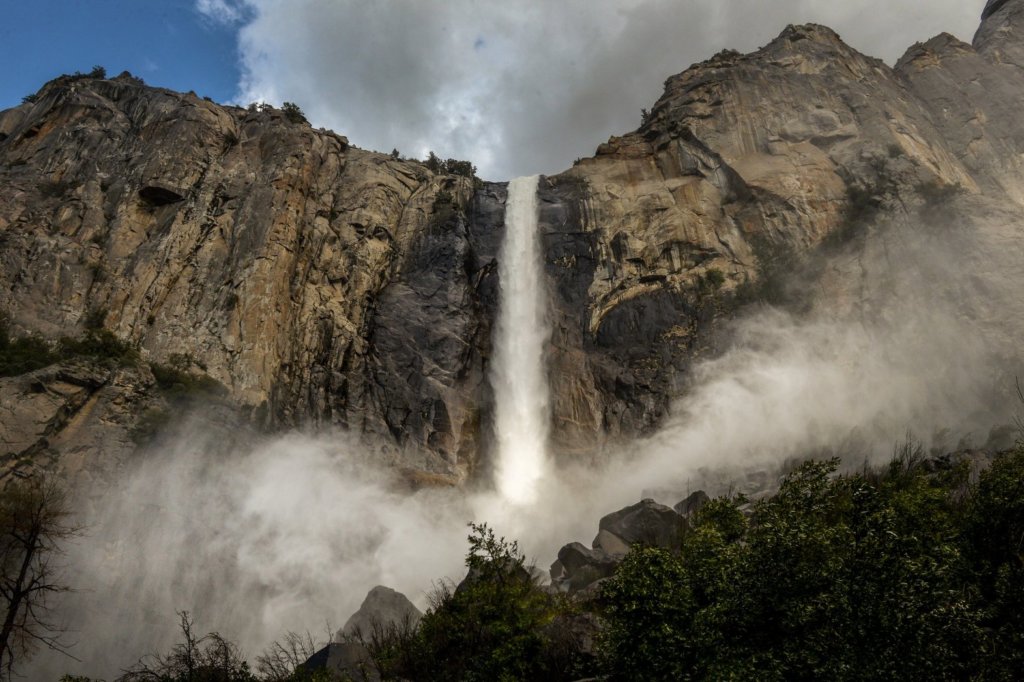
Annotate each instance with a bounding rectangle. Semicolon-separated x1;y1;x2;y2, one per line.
424;151;443;173
62;66;107;82
150;363;228;401
823;182;883;249
57;329;138;367
21;93;38;105
733;237;801;307
443;158;475;178
599;451;993;680
0;312;136;377
413;523;556;680
367;523;590;681
696;267;726;297
0;313;56;377
281;102;307;124
423;152;477;179
432;189;455;211
600;547;691;680
964;447;1024;676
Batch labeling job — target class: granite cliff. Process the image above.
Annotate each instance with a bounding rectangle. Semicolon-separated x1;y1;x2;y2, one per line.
2;0;1023;485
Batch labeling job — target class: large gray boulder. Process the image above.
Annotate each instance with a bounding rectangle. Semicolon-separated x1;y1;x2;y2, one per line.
337;585;422;640
552;542;621;592
597;498;687;551
674;490;710;519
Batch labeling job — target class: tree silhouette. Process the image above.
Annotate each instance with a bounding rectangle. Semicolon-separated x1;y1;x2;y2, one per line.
0;475;80;679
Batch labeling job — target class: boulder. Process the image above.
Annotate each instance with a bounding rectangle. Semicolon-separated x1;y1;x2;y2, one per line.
674;490;710;518
303;642;379;682
338;585;422;640
598;499;687;551
555;542;621;592
592;528;631;555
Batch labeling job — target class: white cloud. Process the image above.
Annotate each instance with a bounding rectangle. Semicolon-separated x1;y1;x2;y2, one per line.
212;0;985;179
196;0;246;25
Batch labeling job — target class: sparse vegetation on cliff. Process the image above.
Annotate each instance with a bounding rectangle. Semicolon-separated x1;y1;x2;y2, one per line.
423;151;477;179
281;102;307;124
0;312;137;377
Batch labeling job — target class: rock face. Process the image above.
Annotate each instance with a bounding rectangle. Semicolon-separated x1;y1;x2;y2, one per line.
337;585;422;640
0;74;496;483
0;362;152;487
3;2;1024;481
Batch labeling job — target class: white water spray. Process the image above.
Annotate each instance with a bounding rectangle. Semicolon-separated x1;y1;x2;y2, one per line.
492;175;550;505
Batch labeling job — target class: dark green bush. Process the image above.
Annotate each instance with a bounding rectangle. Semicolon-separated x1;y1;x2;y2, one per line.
366;523;591;681
281;102;307;124
432;189;454;209
597;448;1016;680
733;237;801;306
696;267;726;296
422;152;477;179
58;329;138;366
0;314;56;377
150;362;228;401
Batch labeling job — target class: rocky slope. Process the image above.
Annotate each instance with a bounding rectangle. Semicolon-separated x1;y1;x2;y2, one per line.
2;1;1024;485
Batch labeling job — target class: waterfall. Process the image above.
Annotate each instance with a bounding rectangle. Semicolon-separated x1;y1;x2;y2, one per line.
492;175;550;505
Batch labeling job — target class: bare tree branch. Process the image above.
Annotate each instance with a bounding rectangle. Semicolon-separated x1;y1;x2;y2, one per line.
0;474;81;680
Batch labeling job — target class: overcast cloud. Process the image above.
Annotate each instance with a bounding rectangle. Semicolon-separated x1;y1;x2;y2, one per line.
201;0;986;179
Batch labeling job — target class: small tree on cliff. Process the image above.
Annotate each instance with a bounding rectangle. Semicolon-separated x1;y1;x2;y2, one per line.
281;101;307;124
0;476;80;679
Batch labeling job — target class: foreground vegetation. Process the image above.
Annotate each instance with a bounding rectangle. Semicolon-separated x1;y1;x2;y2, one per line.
602;446;1023;680
37;441;1024;681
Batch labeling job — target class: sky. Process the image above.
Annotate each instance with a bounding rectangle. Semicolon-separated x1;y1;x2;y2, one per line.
1;0;988;179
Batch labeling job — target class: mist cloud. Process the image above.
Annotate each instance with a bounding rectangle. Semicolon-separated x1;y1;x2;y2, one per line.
42;204;1023;680
200;0;984;179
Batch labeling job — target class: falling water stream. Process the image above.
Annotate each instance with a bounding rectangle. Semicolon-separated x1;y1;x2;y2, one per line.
491;175;551;505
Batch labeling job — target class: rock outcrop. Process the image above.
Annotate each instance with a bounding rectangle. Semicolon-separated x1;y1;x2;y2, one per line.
0;75;495;483
337;585;422;640
3;1;1024;482
552;498;690;592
